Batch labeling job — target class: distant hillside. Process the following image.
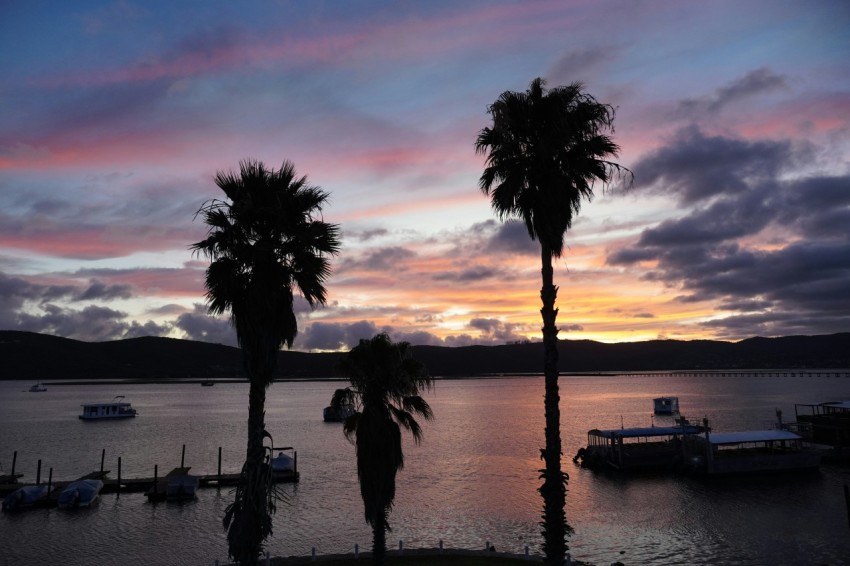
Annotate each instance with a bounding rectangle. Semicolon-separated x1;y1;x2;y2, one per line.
0;330;848;381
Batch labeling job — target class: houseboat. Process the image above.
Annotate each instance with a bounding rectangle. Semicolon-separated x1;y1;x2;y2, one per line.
688;429;822;475
653;396;679;415
576;421;706;471
793;401;850;448
79;396;137;420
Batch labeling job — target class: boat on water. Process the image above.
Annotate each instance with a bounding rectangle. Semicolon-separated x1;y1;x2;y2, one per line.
2;485;48;512
323;388;356;422
165;474;199;500
688;429;822;475
79;396;137;420
270;447;298;481
793;400;850;449
653;396;679;415
200;380;215;387
28;382;47;392
57;479;103;509
575;420;707;471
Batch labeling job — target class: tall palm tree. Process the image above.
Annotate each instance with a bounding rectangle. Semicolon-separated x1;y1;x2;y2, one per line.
475;78;630;566
192;159;340;565
332;333;434;566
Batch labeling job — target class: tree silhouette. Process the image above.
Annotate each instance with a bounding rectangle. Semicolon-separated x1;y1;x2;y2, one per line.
333;333;433;566
192;159;340;565
475;78;630;565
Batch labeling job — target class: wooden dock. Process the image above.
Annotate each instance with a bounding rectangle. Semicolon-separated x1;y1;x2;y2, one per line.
1;445;299;506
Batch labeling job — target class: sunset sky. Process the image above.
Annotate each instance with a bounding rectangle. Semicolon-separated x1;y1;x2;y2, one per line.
2;1;849;351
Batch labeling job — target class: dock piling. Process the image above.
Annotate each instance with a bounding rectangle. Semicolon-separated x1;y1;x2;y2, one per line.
48;468;53;494
181;444;186;468
36;459;42;484
218;447;222;479
11;451;16;476
154;464;159;496
117;457;122;497
101;448;105;473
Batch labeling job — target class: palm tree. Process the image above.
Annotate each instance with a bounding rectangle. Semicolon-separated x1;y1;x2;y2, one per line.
332;333;434;566
192;159;340;565
475;78;630;566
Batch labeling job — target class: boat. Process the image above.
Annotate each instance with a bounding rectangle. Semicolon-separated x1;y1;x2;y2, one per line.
79;396;137;420
2;485;48;512
575;421;707;471
165;473;199;500
653;396;679;414
793;400;850;448
201;380;215;387
270;447;298;481
28;382;47;392
323;388;355;422
57;479;103;508
687;429;822;475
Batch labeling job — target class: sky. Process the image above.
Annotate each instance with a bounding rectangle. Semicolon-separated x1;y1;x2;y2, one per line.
1;0;849;351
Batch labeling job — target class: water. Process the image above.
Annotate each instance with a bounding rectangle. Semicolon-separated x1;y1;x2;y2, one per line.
1;374;849;566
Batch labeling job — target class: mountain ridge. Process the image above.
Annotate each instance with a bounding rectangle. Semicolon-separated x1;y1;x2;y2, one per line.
1;330;848;380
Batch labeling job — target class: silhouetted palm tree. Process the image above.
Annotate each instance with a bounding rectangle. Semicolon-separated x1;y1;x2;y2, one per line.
192;159;340;565
332;333;433;566
475;78;630;566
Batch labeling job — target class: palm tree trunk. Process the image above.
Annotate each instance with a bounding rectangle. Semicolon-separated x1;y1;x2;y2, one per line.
372;508;387;566
539;244;566;566
227;375;268;565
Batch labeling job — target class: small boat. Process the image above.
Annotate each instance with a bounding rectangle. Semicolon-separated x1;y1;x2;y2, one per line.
79;396;137;420
28;382;47;392
653;396;679;415
165;474;199;500
323;388;356;422
270;447;298;481
2;485;48;512
200;380;215;387
57;479;103;509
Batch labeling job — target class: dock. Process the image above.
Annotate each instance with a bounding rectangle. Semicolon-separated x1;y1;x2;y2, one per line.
1;445;299;508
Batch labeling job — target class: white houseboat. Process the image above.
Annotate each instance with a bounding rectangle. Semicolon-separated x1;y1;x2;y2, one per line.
79;396;137;420
653;396;679;415
576;422;706;470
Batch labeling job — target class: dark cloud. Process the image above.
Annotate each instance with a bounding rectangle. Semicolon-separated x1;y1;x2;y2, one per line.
75;279;133;301
631;126;808;204
484;220;538;254
339;246;416;273
678;68;788;115
174;304;236;346
432;265;498;282
467;317;528;343
298;320;379;350
608;129;850;338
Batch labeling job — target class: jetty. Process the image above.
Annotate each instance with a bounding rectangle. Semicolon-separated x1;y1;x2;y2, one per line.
1;445;299;507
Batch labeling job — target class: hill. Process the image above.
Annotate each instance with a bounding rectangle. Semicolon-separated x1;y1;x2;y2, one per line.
0;330;848;381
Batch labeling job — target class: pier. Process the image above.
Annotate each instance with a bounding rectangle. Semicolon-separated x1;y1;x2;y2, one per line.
1;445;299;508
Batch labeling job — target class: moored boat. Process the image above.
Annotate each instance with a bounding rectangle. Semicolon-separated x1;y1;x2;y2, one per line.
2;484;48;512
270;447;298;481
576;421;707;470
79;396;137;420
57;479;103;509
323;388;355;422
653;396;679;414
28;382;47;392
165;474;199;500
688;429;822;475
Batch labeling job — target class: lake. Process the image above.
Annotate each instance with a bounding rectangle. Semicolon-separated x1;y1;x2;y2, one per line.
1;373;849;565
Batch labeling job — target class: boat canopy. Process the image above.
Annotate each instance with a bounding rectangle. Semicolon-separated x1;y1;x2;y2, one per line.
822;401;850;410
708;430;801;445
589;425;703;439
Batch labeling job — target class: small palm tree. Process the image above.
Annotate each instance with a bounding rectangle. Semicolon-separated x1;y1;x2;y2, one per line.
475;78;630;566
333;333;434;566
192;159;340;565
